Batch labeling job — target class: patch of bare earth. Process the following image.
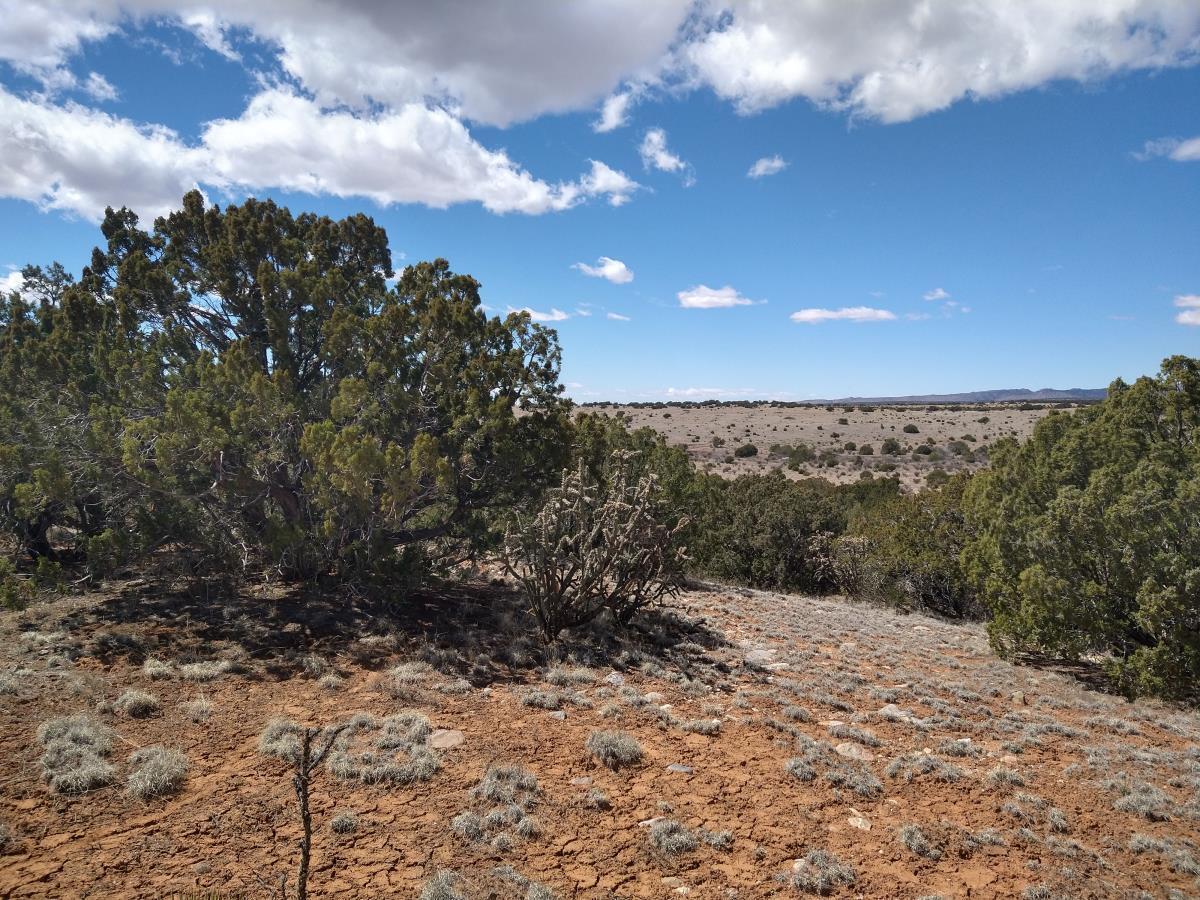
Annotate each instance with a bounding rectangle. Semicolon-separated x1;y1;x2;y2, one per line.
1;575;1197;898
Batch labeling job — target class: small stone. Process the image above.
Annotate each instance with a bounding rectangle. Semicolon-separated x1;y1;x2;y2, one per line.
570;776;592;786
643;691;665;703
1010;691;1026;705
744;648;775;665
912;625;931;633
638;816;664;828
548;710;566;720
847;816;871;831
834;742;875;762
604;672;625;687
429;729;465;750
666;763;694;774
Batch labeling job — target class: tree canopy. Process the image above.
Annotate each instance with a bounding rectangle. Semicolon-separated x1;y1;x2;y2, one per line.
0;191;569;582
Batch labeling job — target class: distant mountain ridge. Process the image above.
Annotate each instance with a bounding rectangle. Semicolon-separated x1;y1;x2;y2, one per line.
813;387;1107;405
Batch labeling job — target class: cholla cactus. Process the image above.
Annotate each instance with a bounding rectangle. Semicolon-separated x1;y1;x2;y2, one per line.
503;453;687;640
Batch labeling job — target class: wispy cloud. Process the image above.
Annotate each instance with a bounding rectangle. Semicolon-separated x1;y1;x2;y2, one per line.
508;305;570;322
573;256;633;284
677;284;760;309
747;155;787;178
923;287;950;301
606;311;631;321
1136;136;1200;162
1176;294;1200;326
640;127;694;185
790;306;896;324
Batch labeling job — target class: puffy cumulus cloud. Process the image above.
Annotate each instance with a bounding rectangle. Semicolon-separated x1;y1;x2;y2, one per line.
507;306;571;322
0;86;206;220
747;155;787;178
3;1;1197;129
1176;294;1200;326
606;311;631;321
1137;136;1200;162
573;256;634;284
684;0;1200;122
677;284;760;309
203;90;637;213
923;287;950;301
789;306;896;323
0;0;691;128
0;86;638;220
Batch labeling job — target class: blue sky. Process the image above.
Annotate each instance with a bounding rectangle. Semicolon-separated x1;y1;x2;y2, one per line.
1;2;1198;400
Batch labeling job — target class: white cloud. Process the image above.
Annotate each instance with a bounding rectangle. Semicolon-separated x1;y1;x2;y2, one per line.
684;1;1200;123
594;89;636;132
0;269;26;295
1137;136;1200;162
607;311;631;321
0;85;639;220
677;284;759;309
789;306;896;323
574;307;593;317
0;86;206;220
2;1;1197;131
747;155;787;178
508;305;570;322
82;72;118;101
1176;294;1200;326
639;127;693;184
923;287;950;301
573;255;633;284
203;90;637;214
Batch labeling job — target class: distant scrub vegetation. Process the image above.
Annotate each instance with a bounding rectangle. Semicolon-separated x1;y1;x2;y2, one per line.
0;194;1195;701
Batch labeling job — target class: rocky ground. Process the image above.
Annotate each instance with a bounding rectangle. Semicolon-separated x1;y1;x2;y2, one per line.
0;573;1197;899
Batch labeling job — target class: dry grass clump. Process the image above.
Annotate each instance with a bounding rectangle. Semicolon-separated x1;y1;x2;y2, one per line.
827;723;880;747
648;819;697;854
329;811;358;834
544;667;596;687
987;766;1026;788
0;821;15;854
258;718;305;763
114;689;160;718
521;689;562;710
584;788;610;810
126;746;187;799
898;824;941;859
181;696;212;722
178;660;231;682
788;849;856;894
700;828;734;850
1102;775;1173;821
886;753;962;783
420;870;466;900
936;738;983;757
322;711;440;786
681;718;721;735
474;764;540;806
37;714;116;794
824;763;883;797
141;657;173;679
586;730;644;770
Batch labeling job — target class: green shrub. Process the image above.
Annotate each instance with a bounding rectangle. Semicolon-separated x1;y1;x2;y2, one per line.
903;424;919;434
733;443;759;458
963;356;1200;700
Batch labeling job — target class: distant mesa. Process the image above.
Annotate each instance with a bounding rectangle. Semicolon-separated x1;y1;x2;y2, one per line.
811;388;1108;406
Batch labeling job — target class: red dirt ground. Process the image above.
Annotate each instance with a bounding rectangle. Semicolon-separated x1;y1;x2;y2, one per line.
1;575;1197;899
